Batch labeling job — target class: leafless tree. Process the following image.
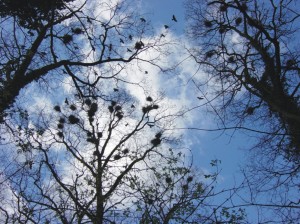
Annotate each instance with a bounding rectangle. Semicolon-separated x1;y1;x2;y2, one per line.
185;0;300;222
0;0;168;122
0;89;246;223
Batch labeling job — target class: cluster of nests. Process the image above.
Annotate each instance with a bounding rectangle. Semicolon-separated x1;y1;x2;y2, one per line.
142;96;159;114
86;131;102;144
108;148;129;161
204;16;243;33
108;96;159;119
203;2;260;34
53;99;99;138
94;148;129;160
108;101;124;120
145;175;194;204
165;176;194;190
151;132;162;147
54;96;161;142
61;27;84;44
85;99;98;122
164;175;193;185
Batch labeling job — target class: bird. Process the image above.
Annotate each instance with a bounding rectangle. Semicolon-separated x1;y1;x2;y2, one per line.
127;48;132;52
120;38;124;44
65;98;69;105
145;71;148;74
172;15;177;22
131;104;135;108
140;17;146;22
164;25;169;29
113;88;119;92
160;34;165;38
128;35;133;40
147;123;154;128
197;96;204;100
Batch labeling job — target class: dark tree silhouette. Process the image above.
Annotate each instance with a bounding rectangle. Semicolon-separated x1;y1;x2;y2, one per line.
0;90;245;223
0;0;166;123
0;0;74;29
185;0;300;222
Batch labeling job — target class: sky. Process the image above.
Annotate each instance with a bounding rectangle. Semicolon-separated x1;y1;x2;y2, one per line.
142;0;186;34
0;0;285;222
136;0;259;220
140;0;247;191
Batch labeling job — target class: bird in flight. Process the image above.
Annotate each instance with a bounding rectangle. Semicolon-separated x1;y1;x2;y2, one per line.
172;15;177;22
140;17;146;22
164;25;169;29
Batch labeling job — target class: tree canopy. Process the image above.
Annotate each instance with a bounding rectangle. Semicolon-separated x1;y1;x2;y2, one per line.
0;0;247;223
0;0;166;122
185;0;300;222
1;0;300;223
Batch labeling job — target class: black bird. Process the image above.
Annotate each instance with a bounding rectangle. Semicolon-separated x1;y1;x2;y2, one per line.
131;104;135;108
127;48;132;52
113;88;119;92
145;71;148;74
128;35;133;40
172;15;177;22
197;96;204;100
65;98;69;105
140;17;146;22
160;34;165;37
120;38;124;44
164;25;169;29
147;123;154;128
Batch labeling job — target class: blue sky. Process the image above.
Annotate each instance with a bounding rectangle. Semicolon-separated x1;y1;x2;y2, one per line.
137;2;300;222
2;0;292;222
142;0;186;34
137;0;260;220
140;0;247;189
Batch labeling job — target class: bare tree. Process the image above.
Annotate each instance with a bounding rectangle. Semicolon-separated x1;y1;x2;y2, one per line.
0;0;167;122
0;88;246;223
185;0;300;222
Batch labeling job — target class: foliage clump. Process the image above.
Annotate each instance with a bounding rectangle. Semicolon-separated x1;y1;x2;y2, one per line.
88;103;98;117
54;105;61;112
0;0;75;29
151;132;162;147
68;115;79;124
62;34;73;44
